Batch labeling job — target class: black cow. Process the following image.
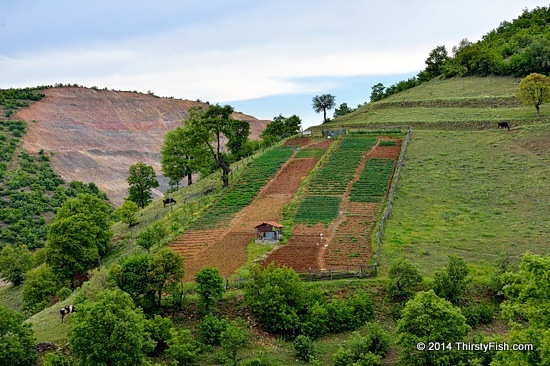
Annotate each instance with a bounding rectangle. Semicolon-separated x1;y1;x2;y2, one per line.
163;198;176;208
60;305;76;322
498;122;510;130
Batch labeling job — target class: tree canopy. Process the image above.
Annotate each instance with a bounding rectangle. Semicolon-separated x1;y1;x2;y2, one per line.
517;72;550;117
127;162;159;208
0;304;38;366
312;94;336;124
260;114;301;143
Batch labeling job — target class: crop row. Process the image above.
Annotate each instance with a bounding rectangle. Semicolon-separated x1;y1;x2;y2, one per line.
295;195;342;224
349;159;396;203
192;146;294;229
308;137;377;195
294;148;325;158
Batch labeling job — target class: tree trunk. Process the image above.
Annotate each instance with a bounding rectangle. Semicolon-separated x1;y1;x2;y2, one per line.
188;173;192;185
323;108;327;123
536;103;540;118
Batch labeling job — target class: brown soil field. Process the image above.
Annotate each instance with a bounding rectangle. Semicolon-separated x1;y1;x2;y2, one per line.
172;154;320;280
284;137;311;146
15;87;269;206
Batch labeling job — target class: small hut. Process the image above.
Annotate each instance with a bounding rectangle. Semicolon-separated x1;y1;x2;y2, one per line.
255;222;283;244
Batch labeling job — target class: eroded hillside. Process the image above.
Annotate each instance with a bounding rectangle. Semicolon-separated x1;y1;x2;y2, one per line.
14;87;269;206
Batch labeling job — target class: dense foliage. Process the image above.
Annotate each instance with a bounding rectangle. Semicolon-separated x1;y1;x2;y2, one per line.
127;162;159;208
0;304;38;366
0;87;46;118
369;6;550;102
260;114;302;143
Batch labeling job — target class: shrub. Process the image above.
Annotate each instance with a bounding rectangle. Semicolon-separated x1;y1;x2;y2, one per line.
199;314;228;346
463;303;495;327
293;335;316;362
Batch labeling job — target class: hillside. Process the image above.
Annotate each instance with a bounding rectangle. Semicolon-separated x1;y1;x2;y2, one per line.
13;87;269;206
316;76;546;132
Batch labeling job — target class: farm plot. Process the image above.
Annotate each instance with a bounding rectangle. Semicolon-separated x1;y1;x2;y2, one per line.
191;146;294;229
308;137;376;195
261;158;320;195
349;159;396;202
294;148;325;158
295;196;342;224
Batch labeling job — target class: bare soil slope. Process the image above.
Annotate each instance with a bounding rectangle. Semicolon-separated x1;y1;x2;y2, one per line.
15;87;269;206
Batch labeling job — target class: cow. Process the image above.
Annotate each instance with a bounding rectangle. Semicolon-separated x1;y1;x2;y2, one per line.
163;198;176;208
60;305;76;322
498;122;510;130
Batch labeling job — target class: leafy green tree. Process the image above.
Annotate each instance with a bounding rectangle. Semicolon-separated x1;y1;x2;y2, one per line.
433;255;470;305
226;119;251;159
199;314;228;346
397;290;471;366
109;254;156;311
22;263;61;313
387;259;423;300
370;83;386;102
116;200;139;227
221;319;248;366
195;267;225;314
517;72;550;117
0;244;33;286
420;45;450;81
136;223;166;254
333;103;355;117
68;288;154;366
127;162;159;208
46;213;102;286
312;94;336;123
183;105;239;187
493;252;550;365
244;264;307;338
148;247;185;307
166;328;201;365
145;315;173;356
161;126;207;189
0;304;38;366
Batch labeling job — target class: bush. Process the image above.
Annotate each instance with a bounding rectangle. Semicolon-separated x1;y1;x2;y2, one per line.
0;304;38;366
463;303;495;327
363;322;390;357
293;335;316;362
145;315;173;355
199;314;228;346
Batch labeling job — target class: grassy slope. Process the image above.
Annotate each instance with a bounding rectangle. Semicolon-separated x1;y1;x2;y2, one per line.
316;76;545;131
381;125;549;279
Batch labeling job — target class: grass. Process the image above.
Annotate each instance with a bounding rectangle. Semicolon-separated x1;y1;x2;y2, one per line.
0;283;23;312
380;125;549;279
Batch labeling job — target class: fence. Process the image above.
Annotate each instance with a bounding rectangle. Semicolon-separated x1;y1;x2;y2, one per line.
374;127;412;267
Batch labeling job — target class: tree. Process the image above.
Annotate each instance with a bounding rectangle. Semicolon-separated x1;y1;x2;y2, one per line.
109;254;156;312
68;288;154;366
493;253;550;365
433;255;470;305
127;162;159;208
184;105;239;187
421;45;450;81
221;320;248;366
387;259;423;300
397;290;471;365
166;328;201;365
370;83;386;102
0;244;33;286
333;103;355;118
116;200;139;227
312;94;336;123
0;304;38;366
22;263;61;313
46;213;102;286
135;223;166;254
244;264;307;337
517;72;550;117
148;247;184;307
226;119;251;159
161;126;206;189
195;267;225;314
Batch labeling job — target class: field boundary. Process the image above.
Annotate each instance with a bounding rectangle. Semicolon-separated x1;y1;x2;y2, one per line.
374;128;412;268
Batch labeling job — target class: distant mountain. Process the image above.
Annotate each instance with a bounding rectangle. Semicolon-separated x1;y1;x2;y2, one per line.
14;87;269;206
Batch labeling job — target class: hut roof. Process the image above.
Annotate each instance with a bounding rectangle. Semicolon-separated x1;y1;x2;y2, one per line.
255;221;283;229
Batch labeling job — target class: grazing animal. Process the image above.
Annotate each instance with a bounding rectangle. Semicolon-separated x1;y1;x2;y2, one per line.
60;305;76;322
163;198;176;208
498;122;510;130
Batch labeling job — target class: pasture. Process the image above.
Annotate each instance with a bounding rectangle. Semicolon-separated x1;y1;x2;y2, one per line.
381;125;549;279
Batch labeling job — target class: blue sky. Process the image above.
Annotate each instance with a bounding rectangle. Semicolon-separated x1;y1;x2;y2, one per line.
0;1;546;128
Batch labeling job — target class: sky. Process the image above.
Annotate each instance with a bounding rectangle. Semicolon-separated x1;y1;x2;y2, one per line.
0;1;547;129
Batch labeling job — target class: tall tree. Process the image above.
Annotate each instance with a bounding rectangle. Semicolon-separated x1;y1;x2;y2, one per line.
226;119;251;159
161;126;203;189
148;247;184;307
517;72;550;117
312;94;336;124
127;162;159;208
370;83;386;102
184;105;236;187
68;288;155;366
421;45;450;80
195;267;225;314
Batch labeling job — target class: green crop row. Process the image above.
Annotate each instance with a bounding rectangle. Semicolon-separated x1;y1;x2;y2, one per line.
308;137;377;195
294;148;325;158
349;159;396;203
295;195;342;224
192;146;294;229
